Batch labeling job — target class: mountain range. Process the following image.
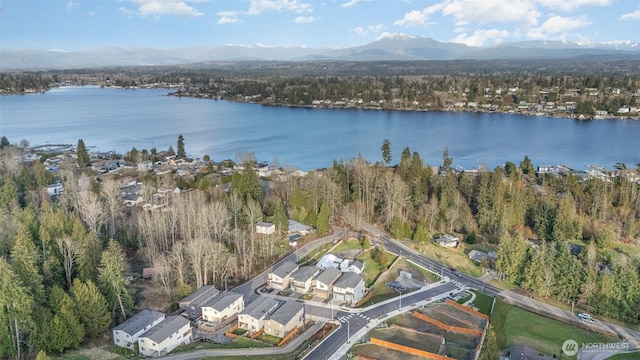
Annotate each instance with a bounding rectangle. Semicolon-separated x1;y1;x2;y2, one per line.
2;33;639;70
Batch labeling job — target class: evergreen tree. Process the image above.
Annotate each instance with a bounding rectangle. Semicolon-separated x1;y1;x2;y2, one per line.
0;258;35;360
76;139;90;167
316;201;331;235
519;155;535;175
11;223;45;305
70;279;111;339
98;240;133;322
442;147;453;169
495;232;528;283
479;325;499;360
44;286;84;353
381;138;392;165
36;350;51;360
273;198;288;234
0;136;10;149
167;145;175;156
412;220;431;242
177;134;186;159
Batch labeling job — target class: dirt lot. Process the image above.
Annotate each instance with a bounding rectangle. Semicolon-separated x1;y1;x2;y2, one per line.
132;279;172;312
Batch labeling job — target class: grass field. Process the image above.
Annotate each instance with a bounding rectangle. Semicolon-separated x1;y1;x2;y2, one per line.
607;352;640;359
350;343;427;360
171;337;272;353
491;298;618;358
332;239;363;254
357;250;397;287
412;242;484;277
468;290;494;316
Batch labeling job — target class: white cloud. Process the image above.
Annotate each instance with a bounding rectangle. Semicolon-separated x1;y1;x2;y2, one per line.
620;9;640;20
248;0;312;15
124;0;204;18
87;10;95;16
66;1;77;11
527;15;591;39
368;24;384;32
535;0;612;12
217;10;240;24
441;0;540;27
394;3;444;27
353;26;367;36
451;28;510;47
294;16;315;23
341;0;360;8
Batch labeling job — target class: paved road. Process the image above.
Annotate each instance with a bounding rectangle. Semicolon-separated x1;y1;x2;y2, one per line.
303;282;460;360
359;221;640;347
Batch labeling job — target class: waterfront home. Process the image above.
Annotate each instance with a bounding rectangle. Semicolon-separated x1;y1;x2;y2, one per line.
333;272;365;304
113;309;165;350
290;266;320;294
314;267;342;299
137;316;192;357
267;260;299;291
179;285;220;319
201;291;244;324
264;301;305;338
238;297;279;335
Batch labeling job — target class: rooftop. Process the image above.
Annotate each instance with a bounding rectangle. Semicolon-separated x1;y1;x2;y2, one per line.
240;296;279;320
271;260;299;279
267;301;304;325
202;291;243;312
509;344;556;360
291;266;319;283
114;309;165;336
180;285;219;307
139;315;190;343
334;272;364;289
315;267;342;285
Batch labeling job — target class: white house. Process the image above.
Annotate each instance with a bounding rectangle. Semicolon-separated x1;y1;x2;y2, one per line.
256;222;276;235
435;234;459;248
113;310;165;350
267;260;299;290
238;297;279;335
179;285;220;319
290;266;320;294
314;267;342;299
333;272;365;304
137;316;192;357
264;301;305;338
46;183;64;197
201;291;244;324
340;259;365;275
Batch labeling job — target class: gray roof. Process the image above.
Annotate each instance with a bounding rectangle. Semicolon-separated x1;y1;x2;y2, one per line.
240;296;279;320
139;316;190;343
291;266;319;283
334;272;364;289
114;309;165;336
202;291;242;312
267;301;304;325
257;221;273;227
315;267;342;285
180;285;219;307
272;260;299;279
510;344;556;360
351;260;365;271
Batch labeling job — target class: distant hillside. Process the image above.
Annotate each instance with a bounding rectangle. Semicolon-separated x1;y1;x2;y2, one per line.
1;35;639;70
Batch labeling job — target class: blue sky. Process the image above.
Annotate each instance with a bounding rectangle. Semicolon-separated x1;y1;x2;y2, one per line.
1;0;639;50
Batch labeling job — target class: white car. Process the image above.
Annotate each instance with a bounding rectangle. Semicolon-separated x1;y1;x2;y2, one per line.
578;313;595;323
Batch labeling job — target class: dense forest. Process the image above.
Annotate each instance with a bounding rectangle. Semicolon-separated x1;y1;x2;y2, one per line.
0;131;639;358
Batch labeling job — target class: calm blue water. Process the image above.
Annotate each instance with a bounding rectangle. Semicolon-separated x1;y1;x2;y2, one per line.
1;86;639;171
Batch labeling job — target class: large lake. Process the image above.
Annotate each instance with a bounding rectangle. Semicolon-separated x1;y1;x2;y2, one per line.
1;86;639;171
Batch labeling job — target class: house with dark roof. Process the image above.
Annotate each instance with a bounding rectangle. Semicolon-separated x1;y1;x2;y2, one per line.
290;266;320;294
509;344;556;360
179;285;219;319
265;301;305;338
113;309;165;350
333;272;365;304
137;316;192;357
267;260;299;290
314;267;342;299
238;296;279;335
201;291;244;323
435;234;459;248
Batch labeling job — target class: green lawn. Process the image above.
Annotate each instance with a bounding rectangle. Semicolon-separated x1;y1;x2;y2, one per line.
332;239;363;254
468;290;494;316
357;250;397;287
297;243;332;265
607;352;640;359
257;333;282;346
412;242;484;277
456;291;473;304
491;298;618;359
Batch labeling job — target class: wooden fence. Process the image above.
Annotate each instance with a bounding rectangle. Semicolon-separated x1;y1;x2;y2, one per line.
224;323;239;338
250;327;264;339
370;338;452;360
445;299;489;320
413;311;482;336
278;327;298;346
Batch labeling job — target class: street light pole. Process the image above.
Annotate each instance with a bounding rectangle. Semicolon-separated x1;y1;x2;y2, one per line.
396;289;402;310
